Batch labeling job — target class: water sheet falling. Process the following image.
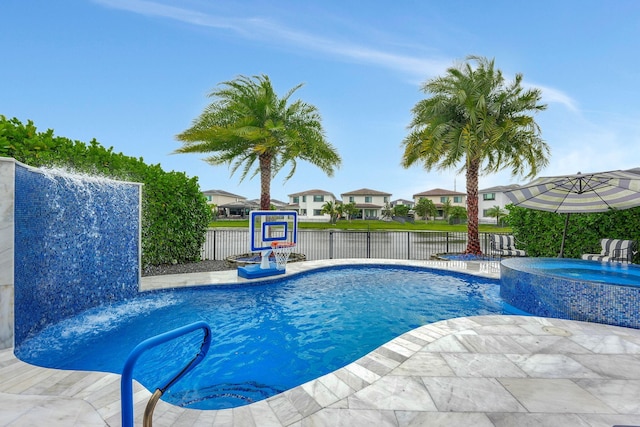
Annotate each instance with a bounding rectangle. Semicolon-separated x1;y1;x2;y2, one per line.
13;165;141;345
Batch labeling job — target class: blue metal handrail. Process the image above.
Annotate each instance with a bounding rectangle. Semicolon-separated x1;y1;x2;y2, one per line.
120;321;212;427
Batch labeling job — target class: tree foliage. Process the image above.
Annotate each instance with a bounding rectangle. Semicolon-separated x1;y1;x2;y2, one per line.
414;198;437;220
486;205;508;226
401;56;549;254
507;205;640;261
175;74;342;210
320;200;340;224
392;204;410;217
1;115;211;267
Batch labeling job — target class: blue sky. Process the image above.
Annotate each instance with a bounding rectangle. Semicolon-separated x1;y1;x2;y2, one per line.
3;0;640;202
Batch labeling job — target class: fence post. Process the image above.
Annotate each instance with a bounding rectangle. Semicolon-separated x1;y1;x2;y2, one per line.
367;231;371;258
213;229;217;261
329;231;334;259
407;232;410;260
446;232;450;253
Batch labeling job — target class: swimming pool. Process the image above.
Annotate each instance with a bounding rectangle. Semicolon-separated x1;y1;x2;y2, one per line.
16;265;512;410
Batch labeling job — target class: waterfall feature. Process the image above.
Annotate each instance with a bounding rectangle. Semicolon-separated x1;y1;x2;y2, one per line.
0;158;142;348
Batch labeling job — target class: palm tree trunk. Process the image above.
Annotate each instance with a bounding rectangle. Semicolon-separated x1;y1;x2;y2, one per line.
259;153;272;210
465;158;481;254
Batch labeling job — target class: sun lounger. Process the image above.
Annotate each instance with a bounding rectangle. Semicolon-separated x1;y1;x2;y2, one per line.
581;238;637;263
489;234;527;258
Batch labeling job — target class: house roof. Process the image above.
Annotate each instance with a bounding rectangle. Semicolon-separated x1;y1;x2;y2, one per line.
479;184;521;193
288;189;337;199
201;189;246;199
413;188;465;197
218;200;259;208
342;188;391;196
247;198;288;207
391;199;414;205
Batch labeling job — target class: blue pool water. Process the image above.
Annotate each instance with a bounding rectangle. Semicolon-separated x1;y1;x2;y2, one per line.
16;265;510;410
511;258;640;286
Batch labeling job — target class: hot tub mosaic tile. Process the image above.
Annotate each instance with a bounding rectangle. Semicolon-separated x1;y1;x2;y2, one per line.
500;257;640;329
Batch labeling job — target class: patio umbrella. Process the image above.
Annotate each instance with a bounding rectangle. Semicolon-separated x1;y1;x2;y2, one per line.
503;170;640;257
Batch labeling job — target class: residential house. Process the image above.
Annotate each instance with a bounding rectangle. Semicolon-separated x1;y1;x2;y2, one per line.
412;188;466;218
287;189;338;221
341;188;391;220
391;199;415;209
478;184;521;224
201;189;246;206
201;189;254;217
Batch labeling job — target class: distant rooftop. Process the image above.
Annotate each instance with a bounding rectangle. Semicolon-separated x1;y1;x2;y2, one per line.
342;188;391;196
413;188;465;197
201;189;246;199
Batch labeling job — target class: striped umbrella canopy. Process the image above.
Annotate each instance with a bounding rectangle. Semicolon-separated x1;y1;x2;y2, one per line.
504;170;640;256
505;170;640;213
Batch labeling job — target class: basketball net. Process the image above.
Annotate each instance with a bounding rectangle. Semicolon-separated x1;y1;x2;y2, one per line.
271;242;295;270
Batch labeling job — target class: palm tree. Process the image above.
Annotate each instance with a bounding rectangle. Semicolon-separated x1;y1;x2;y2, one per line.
441;199;453;220
321;200;339;224
486;205;508;226
175;74;342;210
382;202;394;220
401;56;550;254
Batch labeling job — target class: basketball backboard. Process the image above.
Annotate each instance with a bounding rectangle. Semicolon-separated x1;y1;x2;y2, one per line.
249;210;298;252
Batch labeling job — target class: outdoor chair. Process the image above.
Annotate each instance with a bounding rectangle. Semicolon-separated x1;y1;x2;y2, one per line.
489;234;527;258
581;238;637;263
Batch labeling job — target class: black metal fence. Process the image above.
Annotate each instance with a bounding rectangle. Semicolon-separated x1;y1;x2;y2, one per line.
201;229;496;261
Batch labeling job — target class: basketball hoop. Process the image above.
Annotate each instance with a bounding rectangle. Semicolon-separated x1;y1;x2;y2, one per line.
271;241;296;270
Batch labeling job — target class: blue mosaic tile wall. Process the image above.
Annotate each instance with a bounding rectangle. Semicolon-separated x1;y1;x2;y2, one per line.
500;257;640;329
14;165;141;346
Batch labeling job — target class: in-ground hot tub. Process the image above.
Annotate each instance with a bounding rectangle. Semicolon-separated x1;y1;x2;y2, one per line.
500;257;640;329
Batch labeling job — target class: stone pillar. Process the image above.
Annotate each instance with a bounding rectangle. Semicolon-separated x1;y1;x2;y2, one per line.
0;158;15;349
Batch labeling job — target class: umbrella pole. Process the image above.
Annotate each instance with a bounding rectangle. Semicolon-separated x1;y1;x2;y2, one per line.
558;213;570;258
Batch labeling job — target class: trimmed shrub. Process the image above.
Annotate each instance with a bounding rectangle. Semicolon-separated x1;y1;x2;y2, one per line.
1;115;211;267
506;205;640;261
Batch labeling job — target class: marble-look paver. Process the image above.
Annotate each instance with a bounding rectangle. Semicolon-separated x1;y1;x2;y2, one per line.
2;259;640;426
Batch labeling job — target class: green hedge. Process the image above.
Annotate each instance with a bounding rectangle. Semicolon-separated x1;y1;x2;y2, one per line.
0;115;211;267
506;205;640;261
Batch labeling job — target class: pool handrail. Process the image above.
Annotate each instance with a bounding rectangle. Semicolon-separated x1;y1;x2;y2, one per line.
120;321;212;427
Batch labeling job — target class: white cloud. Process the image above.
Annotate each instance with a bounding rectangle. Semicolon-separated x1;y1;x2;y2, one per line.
532;83;579;112
92;0;453;79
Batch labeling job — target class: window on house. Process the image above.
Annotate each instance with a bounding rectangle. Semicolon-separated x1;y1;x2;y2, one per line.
440;196;449;203
365;196;372;203
313;209;322;216
302;195;306;202
384;196;388;203
206;195;212;201
482;209;490;216
313;195;324;202
293;196;299;203
483;193;496;201
349;196;354;203
453;196;462;203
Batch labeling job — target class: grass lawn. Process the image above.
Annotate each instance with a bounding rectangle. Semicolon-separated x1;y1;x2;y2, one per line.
209;219;510;233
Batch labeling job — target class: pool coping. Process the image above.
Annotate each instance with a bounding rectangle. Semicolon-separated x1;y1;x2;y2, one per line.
139;258;501;292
